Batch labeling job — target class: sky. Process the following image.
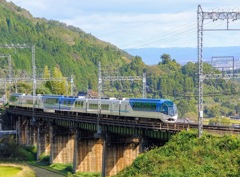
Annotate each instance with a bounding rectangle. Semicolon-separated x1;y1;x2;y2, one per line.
5;0;240;49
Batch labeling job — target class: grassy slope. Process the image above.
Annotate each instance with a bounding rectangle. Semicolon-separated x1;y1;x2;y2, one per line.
115;130;240;177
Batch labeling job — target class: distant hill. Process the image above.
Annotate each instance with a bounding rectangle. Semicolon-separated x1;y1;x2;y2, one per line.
125;47;240;65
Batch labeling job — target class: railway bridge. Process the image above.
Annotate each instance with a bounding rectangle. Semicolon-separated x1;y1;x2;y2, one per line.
6;106;240;176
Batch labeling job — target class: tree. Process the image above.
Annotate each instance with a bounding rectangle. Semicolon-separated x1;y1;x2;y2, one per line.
159;54;171;65
235;103;240;114
177;100;189;118
51;66;67;95
43;65;52;91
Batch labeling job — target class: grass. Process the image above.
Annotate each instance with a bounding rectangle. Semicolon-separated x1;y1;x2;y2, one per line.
0;164;35;177
0;166;21;177
68;172;100;177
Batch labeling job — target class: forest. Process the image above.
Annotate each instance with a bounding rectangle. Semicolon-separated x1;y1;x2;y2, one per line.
0;0;239;120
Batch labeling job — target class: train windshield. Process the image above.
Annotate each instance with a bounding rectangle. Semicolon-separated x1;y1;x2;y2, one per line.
168;103;177;116
9;94;22;104
161;100;177;116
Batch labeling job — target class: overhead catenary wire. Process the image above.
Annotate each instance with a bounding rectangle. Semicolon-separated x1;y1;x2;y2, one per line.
122;20;228;49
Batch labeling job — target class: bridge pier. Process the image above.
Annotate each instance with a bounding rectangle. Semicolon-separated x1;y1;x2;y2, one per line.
16;116;30;145
50;126;74;164
104;136;140;176
36;122;50;160
75;135;103;172
72;131;141;176
73;129;79;173
29;125;38;146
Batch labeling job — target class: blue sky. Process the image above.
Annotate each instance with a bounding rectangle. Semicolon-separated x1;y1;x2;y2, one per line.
6;0;240;49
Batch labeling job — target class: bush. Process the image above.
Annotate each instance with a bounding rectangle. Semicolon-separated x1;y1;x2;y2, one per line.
114;130;240;177
38;154;50;164
0;136;35;161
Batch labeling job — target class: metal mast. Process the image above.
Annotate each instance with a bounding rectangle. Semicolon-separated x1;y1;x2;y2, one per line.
0;44;35;121
142;73;146;98
197;5;240;137
0;44;35;91
70;75;74;96
32;45;36;97
0;54;12;96
97;61;102;135
197;5;204;138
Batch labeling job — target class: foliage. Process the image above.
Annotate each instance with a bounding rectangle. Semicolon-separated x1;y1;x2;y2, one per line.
67;171;100;177
115;130;240;177
50;163;73;173
38;153;50;164
0;136;36;161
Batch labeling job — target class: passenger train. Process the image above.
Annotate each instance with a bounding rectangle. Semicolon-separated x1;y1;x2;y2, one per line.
9;93;178;123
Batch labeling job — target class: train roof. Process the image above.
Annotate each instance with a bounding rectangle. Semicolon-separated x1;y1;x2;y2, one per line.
10;93;24;96
129;98;172;103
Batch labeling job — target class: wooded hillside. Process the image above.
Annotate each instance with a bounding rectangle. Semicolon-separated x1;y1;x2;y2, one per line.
0;0;132;90
0;0;240;119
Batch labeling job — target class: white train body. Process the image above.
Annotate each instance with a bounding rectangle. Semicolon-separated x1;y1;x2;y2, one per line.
9;93;178;123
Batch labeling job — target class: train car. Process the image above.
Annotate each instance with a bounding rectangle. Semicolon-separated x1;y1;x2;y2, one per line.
42;95;77;112
72;97;120;116
9;93;42;109
120;98;178;123
9;93;178;123
9;93;23;107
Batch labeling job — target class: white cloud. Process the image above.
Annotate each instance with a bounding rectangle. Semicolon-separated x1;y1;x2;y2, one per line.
62;11;196;48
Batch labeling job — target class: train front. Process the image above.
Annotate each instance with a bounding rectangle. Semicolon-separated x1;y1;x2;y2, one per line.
161;100;178;123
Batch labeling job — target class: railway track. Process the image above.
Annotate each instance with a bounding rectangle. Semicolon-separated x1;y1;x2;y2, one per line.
7;107;240;134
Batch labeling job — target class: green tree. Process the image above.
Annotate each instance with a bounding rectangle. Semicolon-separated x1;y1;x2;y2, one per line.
43;65;52;92
159;54;171;65
52;66;67;95
235;103;240;114
177;99;189;118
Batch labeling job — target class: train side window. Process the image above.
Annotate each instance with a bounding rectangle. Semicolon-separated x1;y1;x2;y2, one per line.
102;104;109;110
89;104;98;109
45;98;58;105
75;101;83;108
132;102;156;111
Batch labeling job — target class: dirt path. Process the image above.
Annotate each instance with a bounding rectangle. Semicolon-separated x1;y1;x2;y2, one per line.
28;165;66;177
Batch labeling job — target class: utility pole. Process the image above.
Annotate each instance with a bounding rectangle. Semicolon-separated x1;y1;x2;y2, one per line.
0;54;12;99
197;5;240;138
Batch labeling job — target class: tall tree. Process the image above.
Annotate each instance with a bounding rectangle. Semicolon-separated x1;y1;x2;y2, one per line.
159;54;171;65
52;66;67;95
43;65;52;91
